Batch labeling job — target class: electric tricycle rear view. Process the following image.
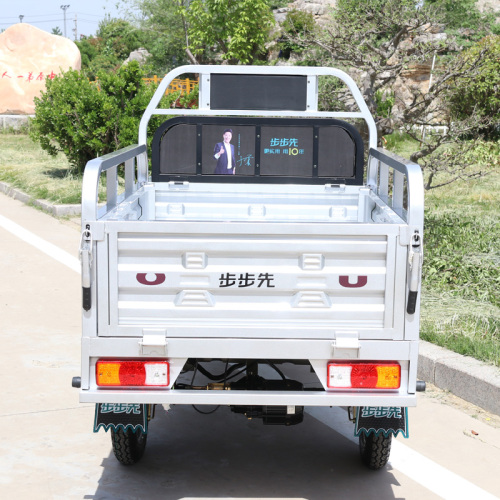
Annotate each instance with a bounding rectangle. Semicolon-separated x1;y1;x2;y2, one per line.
73;65;425;469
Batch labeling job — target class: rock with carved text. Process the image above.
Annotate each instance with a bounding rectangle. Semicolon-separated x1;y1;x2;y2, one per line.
0;23;81;115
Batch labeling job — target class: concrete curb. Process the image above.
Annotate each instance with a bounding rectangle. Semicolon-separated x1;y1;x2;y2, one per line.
0;181;81;217
418;341;500;416
1;181;499;415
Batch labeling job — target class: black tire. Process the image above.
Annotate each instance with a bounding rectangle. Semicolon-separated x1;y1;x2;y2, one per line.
110;427;147;465
359;432;392;470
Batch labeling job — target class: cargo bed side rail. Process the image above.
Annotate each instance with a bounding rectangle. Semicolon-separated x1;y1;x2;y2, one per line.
367;147;424;231
81;144;147;223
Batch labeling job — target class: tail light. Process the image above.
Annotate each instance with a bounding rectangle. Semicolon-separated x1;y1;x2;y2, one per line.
96;360;169;387
327;362;400;389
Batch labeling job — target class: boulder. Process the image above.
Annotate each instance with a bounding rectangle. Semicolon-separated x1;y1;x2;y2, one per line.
122;48;151;67
0;23;81;115
288;0;337;23
477;0;500;15
273;8;290;24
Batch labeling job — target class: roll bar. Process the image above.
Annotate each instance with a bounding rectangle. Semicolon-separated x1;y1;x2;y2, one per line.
138;65;378;183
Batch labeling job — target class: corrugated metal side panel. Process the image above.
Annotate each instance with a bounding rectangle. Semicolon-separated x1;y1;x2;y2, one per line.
100;223;405;340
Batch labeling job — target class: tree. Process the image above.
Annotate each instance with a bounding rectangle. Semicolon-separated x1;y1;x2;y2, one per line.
305;0;446;130
397;34;500;188
290;0;498;188
51;27;63;36
121;0;276;67
76;17;148;77
397;47;497;189
447;35;500;125
95;17;145;61
121;0;190;73
182;0;275;64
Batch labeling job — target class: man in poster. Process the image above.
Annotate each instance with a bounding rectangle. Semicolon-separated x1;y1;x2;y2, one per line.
213;128;236;174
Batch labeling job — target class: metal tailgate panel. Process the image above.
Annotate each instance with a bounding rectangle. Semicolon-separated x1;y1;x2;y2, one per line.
100;222;405;340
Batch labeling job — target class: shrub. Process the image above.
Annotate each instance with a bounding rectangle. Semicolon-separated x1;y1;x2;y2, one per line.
30;62;174;174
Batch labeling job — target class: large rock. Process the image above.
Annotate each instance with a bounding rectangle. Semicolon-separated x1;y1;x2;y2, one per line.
122;48;151;67
477;0;500;14
0;24;81;115
288;0;336;23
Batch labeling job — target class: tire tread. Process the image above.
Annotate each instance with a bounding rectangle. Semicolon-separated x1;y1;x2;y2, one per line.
359;432;392;470
111;427;147;465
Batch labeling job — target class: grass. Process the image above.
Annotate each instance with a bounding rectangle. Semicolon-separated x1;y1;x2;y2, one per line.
0;131;116;204
388;132;500;366
420;197;500;366
0;133;83;204
1;132;499;366
421;314;500;364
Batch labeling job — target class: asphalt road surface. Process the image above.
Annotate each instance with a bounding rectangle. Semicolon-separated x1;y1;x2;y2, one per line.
1;192;499;500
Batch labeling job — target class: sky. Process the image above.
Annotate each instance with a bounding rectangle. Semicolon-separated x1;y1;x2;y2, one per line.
0;0;127;39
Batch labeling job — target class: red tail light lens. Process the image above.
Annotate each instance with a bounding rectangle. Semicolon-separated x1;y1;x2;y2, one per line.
96;360;169;387
327;362;401;389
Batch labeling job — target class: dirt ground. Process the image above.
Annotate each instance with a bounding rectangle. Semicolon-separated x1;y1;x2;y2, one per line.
423;382;500;429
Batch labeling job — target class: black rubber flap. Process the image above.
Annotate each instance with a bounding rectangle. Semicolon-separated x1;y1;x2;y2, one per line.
355;406;408;438
93;403;148;433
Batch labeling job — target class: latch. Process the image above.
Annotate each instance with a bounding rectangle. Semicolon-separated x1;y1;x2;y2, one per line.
139;330;168;355
79;225;93;311
168;181;189;190
407;230;422;315
325;184;346;193
332;332;360;359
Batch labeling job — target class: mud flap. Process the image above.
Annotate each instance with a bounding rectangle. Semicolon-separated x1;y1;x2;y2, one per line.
355;406;408;438
93;403;148;433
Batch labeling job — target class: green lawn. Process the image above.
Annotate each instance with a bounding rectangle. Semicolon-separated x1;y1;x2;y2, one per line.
0;133;83;204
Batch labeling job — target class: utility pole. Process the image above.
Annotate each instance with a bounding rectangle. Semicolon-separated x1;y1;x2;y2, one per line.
19;15;24;23
73;13;77;41
60;5;70;38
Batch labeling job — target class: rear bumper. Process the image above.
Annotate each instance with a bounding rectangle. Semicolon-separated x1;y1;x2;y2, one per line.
79;337;420;407
79;387;417;407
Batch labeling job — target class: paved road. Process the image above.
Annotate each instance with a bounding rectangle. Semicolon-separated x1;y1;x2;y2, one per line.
1;192;499;500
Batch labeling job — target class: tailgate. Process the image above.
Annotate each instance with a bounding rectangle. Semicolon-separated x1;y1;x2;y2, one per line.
97;221;407;341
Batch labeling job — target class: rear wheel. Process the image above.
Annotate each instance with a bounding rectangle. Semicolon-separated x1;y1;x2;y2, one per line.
359;432;392;470
110;427;147;465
